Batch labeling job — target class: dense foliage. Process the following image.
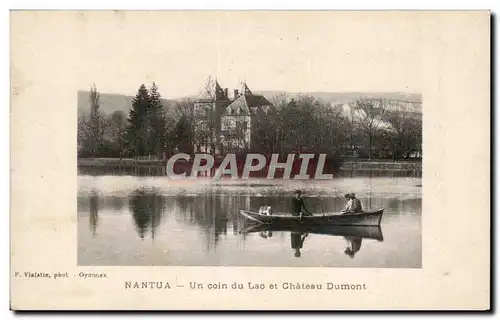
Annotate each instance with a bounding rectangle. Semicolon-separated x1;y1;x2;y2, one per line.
78;84;422;161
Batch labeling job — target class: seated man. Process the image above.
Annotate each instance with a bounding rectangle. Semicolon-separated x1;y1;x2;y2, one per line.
342;193;363;214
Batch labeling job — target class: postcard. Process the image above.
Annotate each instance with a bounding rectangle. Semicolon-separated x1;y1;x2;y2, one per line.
10;10;490;310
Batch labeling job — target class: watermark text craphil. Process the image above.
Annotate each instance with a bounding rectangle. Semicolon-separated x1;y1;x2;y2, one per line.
165;153;334;180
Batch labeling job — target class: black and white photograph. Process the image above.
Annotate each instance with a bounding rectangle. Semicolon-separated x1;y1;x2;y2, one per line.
76;12;423;268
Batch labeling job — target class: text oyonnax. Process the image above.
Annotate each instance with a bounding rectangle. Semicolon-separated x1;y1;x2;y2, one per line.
165;153;334;180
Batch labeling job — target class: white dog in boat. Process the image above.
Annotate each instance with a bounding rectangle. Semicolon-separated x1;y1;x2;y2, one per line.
258;206;274;239
258;206;272;216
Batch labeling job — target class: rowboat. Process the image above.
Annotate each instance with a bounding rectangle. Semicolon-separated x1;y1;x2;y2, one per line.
239;209;384;227
239;223;384;241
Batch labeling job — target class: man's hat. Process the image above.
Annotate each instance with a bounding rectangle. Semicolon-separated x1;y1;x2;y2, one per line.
294;190;302;195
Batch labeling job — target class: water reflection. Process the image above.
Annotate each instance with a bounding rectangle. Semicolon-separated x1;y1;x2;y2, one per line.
78;177;421;267
344;237;362;258
81;191;411;249
79;165;422;178
89;191;99;236
259;231;273;239
129;189;165;240
291;232;308;258
110;196;125;212
172;194;234;250
240;224;383;259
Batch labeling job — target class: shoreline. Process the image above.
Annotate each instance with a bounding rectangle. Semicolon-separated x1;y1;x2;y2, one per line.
77;157;422;174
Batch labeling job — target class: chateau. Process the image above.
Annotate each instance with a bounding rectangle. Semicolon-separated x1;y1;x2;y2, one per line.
193;81;275;155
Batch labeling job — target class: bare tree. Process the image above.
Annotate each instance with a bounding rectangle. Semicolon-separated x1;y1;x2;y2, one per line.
174;99;195;119
77;115;92;156
77;113;108;158
76;85;109;157
89;84;102;157
251;109;278;154
314;102;345;155
405;114;422;158
194;76;221;154
269;92;289;153
109;110;126;159
202;75;216;101
278;95;319;154
341;102;360;155
353;98;388;159
89;84;100;118
270;92;289;109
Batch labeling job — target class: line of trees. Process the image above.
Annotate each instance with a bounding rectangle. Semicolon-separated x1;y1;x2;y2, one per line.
77;82;422;161
78;83;174;158
248;94;422;160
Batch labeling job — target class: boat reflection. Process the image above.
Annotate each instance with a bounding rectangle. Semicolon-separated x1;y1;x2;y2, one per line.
240;224;384;258
344;237;363;258
259;231;273;239
291;231;308;257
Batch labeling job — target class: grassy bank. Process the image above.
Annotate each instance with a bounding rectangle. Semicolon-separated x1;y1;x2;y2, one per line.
340;160;422;172
78;158;164;167
78;157;422;173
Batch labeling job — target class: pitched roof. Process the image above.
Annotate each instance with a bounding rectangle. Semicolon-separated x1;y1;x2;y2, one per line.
224;94;275;116
241;83;253;95
245;94;272;109
214;80;228;101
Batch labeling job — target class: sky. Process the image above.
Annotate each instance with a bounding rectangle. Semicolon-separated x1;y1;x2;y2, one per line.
14;11;424;99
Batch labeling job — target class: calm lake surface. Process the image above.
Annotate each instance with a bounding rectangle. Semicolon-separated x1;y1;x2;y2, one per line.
77;173;421;268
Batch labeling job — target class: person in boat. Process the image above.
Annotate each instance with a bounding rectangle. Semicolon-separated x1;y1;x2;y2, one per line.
342;193;363;214
291;231;308;258
292;190;313;218
344;236;362;258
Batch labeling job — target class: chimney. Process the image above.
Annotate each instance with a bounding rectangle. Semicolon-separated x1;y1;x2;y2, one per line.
234;89;239;99
224;88;228;99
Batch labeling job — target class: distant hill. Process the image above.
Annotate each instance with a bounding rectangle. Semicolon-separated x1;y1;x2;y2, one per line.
77;90;422;116
257;91;422;107
77;91;179;117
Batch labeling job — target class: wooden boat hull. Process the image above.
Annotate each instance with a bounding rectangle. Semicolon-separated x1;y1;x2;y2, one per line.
239;209;384;227
239;224;384;241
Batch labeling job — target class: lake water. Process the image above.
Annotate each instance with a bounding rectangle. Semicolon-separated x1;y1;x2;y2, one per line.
77;174;422;268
